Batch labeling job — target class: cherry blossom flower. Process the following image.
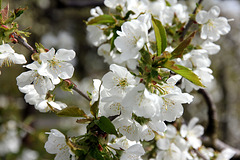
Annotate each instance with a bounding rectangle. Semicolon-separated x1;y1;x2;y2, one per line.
180;117;204;149
109;136;145;160
101;64;139;100
16;61;55;95
114;18;148;61
38;48;76;84
18;85;67;112
45;129;75;160
158;75;194;122
0;44;26;67
196;6;231;42
104;0;127;9
216;148;235;160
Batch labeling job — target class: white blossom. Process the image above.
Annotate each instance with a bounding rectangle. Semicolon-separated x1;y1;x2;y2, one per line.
45;129;75;160
114;19;148;61
216;148;235;160
17;61;55;95
101;64;138;100
0;44;26;67
39;48;76;84
196;6;231;41
180;117;204;149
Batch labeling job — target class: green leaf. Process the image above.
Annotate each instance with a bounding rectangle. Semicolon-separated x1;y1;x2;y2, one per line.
162;61;205;87
140;49;152;65
110;27;119;51
87;15;115;25
151;15;167;55
90;101;99;118
57;106;87;117
171;31;196;59
95;116;118;135
14;7;27;18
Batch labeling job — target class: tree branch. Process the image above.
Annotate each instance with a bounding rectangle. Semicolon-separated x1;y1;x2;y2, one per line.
12;32;37;53
198;89;240;159
72;85;91;101
56;0;104;8
180;0;203;40
198;89;218;139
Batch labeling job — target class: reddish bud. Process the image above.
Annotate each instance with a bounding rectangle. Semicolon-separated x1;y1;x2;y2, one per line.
44;48;49;52
97;144;103;152
140;79;143;83
152;81;156;85
1;25;8;29
158;75;162;81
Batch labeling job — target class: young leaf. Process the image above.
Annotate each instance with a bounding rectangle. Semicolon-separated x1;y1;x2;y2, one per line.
171;31;196;59
162;60;205;87
57;106;87;117
90;100;99;118
95;116;118;136
87;15;115;25
1;4;9;22
151;15;167;55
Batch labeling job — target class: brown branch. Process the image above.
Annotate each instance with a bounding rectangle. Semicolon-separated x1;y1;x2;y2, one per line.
57;0;104;8
12;32;37;53
198;89;240;159
72;85;91;101
198;89;218;139
193;148;208;160
180;0;203;40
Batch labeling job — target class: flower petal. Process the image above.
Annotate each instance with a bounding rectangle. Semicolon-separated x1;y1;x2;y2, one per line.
55;49;76;61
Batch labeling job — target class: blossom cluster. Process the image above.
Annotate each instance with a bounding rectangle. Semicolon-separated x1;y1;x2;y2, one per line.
0;0;234;159
16;48;76;112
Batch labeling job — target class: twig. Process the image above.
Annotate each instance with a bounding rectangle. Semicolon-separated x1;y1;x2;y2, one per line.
193;148;208;160
12;32;37;53
198;89;217;139
72;85;91;101
180;0;203;40
214;139;240;159
57;0;104;8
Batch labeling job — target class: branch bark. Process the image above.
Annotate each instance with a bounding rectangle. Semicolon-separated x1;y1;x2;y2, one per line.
180;0;203;40
72;85;91;101
198;89;240;159
57;0;104;8
198;89;218;139
12;32;37;53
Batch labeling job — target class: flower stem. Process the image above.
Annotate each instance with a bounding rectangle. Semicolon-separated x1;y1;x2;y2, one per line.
180;0;204;40
72;85;91;101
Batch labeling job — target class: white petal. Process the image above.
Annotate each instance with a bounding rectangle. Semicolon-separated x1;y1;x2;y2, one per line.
180;124;187;138
196;11;209;24
0;53;10;59
56;62;74;79
188;117;199;130
11;53;27;64
34;77;49;95
0;44;14;53
200;25;208;40
55;49;76;61
16;71;35;87
208;6;220;19
40;48;55;61
35;100;49;112
201;41;220;55
157;138;170;150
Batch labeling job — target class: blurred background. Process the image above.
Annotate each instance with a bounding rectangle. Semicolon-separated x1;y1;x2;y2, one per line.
0;0;239;159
